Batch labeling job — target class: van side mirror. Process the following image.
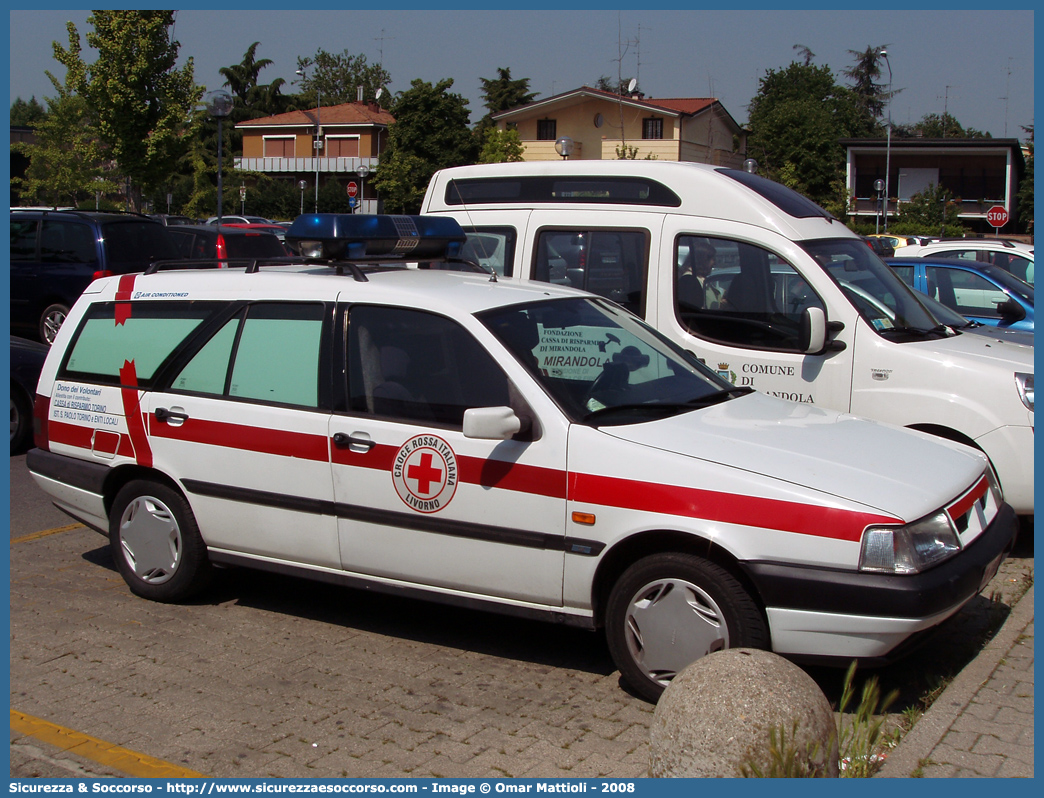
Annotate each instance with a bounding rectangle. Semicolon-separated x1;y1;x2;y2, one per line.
799;307;827;353
463;406;522;440
996;298;1027;321
799;307;846;354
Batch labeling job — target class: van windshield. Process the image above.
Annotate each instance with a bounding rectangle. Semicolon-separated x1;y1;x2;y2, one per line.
480;297;743;425
800;238;945;337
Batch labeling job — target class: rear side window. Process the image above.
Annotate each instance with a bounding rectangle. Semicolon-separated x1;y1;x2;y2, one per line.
172;303;325;408
461;227;516;277
221;233;287;259
61;303;221;386
533;229;647;317
101;221;181;271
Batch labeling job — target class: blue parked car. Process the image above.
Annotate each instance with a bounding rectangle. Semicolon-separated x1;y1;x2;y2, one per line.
887;257;1034;332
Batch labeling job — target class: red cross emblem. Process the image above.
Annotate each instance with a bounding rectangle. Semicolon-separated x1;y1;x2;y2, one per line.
392;435;458;513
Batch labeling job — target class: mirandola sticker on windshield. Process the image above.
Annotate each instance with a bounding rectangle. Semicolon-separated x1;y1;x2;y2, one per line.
392;435;458;513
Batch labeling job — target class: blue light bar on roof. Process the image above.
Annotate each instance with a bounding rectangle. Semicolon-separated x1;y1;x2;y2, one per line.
285;214;466;261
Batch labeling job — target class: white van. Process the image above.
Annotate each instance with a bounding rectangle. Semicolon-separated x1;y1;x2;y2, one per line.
421;161;1034;516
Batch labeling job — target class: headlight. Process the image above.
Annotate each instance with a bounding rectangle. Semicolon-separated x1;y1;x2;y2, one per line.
1015;372;1033;411
859;511;961;574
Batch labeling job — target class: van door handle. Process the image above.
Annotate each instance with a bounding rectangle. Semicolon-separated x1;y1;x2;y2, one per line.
155;407;189;424
332;432;376;452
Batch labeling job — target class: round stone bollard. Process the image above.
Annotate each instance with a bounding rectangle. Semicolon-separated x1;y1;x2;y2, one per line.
649;648;839;778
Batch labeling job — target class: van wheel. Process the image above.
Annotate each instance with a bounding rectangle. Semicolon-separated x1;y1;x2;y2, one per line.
39;303;69;345
605;553;768;702
110;480;212;602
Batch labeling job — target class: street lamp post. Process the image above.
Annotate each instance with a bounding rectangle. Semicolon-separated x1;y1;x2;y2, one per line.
205;89;233;224
879;48;893;233
296;68;321;213
874;178;885;234
554;136;574;160
298;179;308;215
356;164;370;214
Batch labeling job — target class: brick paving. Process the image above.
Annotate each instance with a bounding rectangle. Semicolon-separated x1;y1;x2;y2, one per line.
9;489;1034;779
877;585;1034;778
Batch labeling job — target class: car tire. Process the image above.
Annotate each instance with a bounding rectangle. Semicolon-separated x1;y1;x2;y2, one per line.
109;480;212;602
10;384;33;454
39;303;70;345
605;552;769;702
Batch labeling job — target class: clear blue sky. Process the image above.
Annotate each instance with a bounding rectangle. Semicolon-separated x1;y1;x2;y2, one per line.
7;5;1035;140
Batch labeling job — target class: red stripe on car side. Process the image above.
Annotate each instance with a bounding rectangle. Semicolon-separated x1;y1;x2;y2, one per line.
947;476;989;521
148;416;331;461
119;361;152;468
569;473;900;542
48;414;899;542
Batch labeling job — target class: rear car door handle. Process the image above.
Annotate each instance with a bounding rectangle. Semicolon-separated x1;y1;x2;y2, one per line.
155;407;189;424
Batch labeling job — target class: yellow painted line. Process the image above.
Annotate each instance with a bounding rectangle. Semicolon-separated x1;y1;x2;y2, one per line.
10;710;206;778
10;523;85;545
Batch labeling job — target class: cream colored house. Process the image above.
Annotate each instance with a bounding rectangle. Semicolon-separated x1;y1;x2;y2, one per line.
493;85;747;166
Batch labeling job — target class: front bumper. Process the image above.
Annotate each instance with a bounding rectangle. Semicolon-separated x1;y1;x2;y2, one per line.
742;502;1018;660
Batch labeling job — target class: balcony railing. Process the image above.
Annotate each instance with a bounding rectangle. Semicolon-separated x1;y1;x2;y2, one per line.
235;156;379;174
850;197;1007;217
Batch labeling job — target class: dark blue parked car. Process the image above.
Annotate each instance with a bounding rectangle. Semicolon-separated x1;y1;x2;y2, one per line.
10;210;181;344
888;257;1034;332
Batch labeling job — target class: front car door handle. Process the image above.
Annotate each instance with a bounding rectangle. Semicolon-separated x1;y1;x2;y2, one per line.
332;432;376;452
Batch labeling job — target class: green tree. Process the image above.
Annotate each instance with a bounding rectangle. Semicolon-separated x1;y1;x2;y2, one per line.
52;10;203;212
892;183;965;237
475;67;537;137
595;76;637;95
374;78;477;214
746;62;870;207
478;127;525;164
10;97;47;127
11;69;115;208
1017;125;1033;233
895;112;991;140
295;49;391;106
841;45;893;122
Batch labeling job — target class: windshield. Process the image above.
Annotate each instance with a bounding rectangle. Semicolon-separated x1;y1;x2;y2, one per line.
800;238;942;335
479;297;741;425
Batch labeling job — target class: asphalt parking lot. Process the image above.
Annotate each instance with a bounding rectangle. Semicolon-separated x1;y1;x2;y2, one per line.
8;452;1034;779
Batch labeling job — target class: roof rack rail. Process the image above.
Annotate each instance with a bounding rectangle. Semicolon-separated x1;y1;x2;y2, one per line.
144;257;293;275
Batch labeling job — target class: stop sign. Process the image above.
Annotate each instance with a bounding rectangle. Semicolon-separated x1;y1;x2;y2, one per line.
347;181;358;198
986;205;1009;228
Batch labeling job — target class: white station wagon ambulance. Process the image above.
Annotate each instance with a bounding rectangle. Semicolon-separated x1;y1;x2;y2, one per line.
421;161;1034;518
27;215;1018;702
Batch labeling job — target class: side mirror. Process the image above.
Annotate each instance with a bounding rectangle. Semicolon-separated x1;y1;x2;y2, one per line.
799;307;827;354
799;307;846;354
996;298;1027;321
463;406;521;440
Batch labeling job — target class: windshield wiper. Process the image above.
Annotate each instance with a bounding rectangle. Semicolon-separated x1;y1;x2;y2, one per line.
581;387;754;424
877;325;950;337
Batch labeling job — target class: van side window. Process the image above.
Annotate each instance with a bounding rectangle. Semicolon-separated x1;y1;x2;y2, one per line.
348;305;514;428
172;303;325;408
41;221;97;265
674;235;824;352
10;219;38;261
61;303;220;387
533;229;647;317
461;227;516;277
